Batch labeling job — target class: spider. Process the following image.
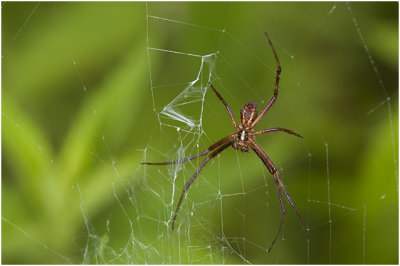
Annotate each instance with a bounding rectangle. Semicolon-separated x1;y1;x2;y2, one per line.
141;32;309;252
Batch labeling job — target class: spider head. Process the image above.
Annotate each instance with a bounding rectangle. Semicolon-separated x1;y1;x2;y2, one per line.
240;146;249;152
240;101;258;127
232;141;249;152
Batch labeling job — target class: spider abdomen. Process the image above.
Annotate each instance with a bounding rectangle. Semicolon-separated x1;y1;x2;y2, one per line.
240;101;258;127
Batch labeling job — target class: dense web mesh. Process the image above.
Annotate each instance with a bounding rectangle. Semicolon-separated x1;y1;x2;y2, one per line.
2;2;398;264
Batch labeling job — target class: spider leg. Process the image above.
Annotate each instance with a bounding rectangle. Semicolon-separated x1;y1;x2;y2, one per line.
208;82;238;129
254;127;303;138
249;141;276;174
172;141;232;230
268;176;286;253
251;32;281;128
141;134;234;165
275;173;309;238
250;141;308;252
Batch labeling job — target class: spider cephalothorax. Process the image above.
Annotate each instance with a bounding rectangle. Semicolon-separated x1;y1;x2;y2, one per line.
142;33;308;252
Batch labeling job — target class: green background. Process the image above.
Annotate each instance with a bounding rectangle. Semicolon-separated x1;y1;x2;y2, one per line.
2;2;398;264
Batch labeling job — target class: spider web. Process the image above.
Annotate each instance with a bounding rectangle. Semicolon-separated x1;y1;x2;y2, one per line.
2;2;398;264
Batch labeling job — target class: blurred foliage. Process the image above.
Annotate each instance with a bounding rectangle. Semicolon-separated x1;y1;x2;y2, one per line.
2;2;398;264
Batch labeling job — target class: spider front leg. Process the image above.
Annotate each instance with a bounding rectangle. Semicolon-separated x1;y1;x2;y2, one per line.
274;172;309;239
270;175;286;253
141;135;235;230
171;141;232;230
250;141;308;252
141;134;234;166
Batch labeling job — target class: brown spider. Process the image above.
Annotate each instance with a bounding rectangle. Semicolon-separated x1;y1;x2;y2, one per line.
142;33;309;252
